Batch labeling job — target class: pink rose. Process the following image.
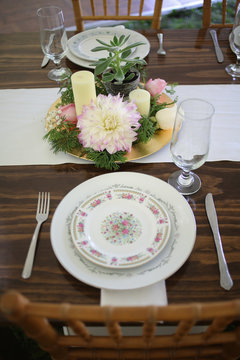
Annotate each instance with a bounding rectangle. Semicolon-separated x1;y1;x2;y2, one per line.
145;78;167;98
58;103;77;124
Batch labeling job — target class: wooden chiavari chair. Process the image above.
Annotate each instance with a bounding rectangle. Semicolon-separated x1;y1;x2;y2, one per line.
71;0;163;32
202;0;240;28
1;290;240;359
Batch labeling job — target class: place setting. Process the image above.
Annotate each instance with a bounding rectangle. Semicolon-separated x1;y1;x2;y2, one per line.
37;18;198;300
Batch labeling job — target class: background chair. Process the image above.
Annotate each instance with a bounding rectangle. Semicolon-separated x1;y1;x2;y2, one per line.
202;0;240;28
1;290;240;360
71;0;163;32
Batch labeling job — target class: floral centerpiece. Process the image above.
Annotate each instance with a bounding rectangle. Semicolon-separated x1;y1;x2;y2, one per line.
44;36;177;171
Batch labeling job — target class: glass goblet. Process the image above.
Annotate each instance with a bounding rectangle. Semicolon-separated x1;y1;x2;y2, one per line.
168;98;215;196
225;3;240;78
37;6;71;82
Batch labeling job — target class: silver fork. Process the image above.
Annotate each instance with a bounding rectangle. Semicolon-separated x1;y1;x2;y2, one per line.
22;192;50;279
157;33;166;55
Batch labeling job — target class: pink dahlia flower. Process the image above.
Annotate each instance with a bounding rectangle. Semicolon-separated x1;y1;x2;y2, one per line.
77;94;141;154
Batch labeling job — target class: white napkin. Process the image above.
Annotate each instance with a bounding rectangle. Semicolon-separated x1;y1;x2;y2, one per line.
101;281;168;306
0;85;240;166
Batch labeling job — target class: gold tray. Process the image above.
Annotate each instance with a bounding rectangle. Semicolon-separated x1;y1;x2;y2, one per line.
46;93;173;162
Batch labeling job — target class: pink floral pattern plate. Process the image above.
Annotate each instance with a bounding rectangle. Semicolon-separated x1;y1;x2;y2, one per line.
70;188;171;269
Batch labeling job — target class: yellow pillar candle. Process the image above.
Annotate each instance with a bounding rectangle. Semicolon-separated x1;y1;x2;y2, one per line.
129;89;150;116
155;103;177;130
71;71;96;116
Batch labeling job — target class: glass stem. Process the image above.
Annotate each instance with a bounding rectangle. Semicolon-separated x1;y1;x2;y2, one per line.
53;59;61;69
236;55;240;67
177;170;193;187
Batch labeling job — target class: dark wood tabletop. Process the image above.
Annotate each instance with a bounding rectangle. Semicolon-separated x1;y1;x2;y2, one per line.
0;29;239;314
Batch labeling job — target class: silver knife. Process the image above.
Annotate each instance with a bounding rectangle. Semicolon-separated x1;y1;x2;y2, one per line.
209;29;224;63
205;193;233;290
41;55;49;68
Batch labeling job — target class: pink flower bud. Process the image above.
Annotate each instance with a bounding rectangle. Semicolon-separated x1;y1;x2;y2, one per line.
58;103;77;124
145;78;167;97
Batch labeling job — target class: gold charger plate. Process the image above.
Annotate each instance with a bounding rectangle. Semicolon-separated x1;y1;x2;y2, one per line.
46;93;173;161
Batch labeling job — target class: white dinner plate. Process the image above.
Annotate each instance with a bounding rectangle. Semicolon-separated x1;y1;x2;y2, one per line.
68;31;137;61
66;48;95;69
70;187;171;269
50;172;196;290
66;26;150;68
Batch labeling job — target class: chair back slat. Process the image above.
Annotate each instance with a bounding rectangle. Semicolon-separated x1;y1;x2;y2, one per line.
68;319;92;342
106;320;122;343
71;0;163;31
1;291;240;360
142;306;157;343
103;0;107;16
203;316;234;340
90;0;95;16
173;319;196;342
116;0;119;16
128;0;132;16
139;0;144;16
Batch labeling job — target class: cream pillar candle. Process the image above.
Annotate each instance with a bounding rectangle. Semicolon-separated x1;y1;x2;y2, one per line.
71;71;96;116
129;89;150;116
155;103;177;130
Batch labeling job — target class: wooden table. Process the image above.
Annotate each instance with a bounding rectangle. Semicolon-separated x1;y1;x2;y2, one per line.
0;29;239;312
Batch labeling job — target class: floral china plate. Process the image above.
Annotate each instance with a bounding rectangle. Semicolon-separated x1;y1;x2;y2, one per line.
50;172;196;290
70;188;171;269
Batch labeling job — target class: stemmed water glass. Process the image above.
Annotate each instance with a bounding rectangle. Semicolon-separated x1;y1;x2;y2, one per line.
225;3;240;78
37;6;70;82
168;98;215;195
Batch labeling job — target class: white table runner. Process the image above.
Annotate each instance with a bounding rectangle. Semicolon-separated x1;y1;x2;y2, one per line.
0;85;239;166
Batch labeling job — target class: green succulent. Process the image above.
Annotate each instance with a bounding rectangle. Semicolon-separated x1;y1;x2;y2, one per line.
90;34;147;84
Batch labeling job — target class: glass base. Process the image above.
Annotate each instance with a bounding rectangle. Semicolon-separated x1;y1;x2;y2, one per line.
225;64;240;78
48;67;71;82
168;170;201;195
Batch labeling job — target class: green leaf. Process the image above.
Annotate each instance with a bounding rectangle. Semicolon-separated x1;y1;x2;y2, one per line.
124;72;135;81
44;121;82;154
121;49;131;59
94;57;114;76
59;73;74;105
135;115;158;144
120;42;145;53
85;149;127;171
102;72;115;82
121;34;131;46
118;34;126;46
113;35;118;45
123;57;147;65
96;39;114;47
114;67;125;82
91;45;112;52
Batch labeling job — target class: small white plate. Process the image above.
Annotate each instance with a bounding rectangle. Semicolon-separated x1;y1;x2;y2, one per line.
50;172;196;290
70;188;171;269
